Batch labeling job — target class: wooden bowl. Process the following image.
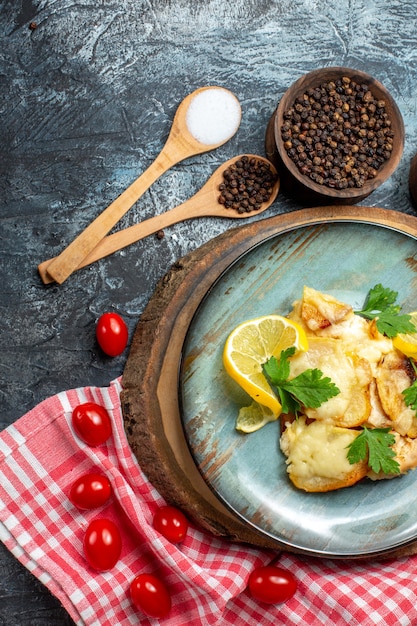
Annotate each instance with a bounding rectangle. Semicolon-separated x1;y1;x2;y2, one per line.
266;67;404;205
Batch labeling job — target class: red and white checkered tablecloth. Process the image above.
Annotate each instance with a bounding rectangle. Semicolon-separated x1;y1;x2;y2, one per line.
1;378;417;625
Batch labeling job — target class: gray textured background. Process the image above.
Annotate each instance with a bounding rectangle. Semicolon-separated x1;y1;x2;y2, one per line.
1;0;417;623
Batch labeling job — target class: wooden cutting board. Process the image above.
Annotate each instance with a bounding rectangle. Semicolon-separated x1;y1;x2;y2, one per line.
121;206;417;560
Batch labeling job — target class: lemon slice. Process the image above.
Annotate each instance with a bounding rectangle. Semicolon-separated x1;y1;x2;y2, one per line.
223;314;308;417
236;401;277;433
393;312;417;358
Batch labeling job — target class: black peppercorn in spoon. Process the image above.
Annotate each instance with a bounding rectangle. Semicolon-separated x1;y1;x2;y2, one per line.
38;155;279;284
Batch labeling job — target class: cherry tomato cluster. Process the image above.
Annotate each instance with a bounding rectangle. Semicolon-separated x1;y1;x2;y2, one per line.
70;396;297;613
69;401;193;618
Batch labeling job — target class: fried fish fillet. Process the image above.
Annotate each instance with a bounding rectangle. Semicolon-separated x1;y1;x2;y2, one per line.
375;351;417;438
289;285;353;332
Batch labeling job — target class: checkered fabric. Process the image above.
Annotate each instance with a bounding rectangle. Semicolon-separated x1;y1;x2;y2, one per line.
1;379;417;625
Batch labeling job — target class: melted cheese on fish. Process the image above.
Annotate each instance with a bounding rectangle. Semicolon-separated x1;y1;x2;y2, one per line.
280;417;368;492
288;336;372;427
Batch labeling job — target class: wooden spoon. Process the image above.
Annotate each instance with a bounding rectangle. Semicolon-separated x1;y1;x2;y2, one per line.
42;86;241;285
38;155;279;284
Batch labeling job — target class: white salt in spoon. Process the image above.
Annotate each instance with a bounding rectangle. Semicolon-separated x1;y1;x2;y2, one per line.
40;86;241;285
38;155;279;284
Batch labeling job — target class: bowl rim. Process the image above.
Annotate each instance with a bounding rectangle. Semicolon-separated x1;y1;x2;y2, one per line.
274;66;405;199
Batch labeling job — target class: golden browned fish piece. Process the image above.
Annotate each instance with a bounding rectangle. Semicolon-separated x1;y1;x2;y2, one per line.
375;351;417;438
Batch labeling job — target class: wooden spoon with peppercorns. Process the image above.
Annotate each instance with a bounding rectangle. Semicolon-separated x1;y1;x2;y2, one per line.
38;155;279;284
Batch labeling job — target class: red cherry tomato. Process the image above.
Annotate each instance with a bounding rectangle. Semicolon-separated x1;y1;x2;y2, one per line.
248;565;297;605
153;505;188;543
130;573;171;619
72;402;112;446
69;473;112;510
83;518;122;572
96;312;128;357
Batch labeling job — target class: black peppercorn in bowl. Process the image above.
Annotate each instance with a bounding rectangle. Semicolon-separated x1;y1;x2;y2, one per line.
265;67;404;205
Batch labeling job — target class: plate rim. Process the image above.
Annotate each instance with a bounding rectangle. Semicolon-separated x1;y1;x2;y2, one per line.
122;206;417;560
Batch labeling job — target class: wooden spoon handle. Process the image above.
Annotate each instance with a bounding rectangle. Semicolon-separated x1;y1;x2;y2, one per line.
38;154;279;284
38;200;199;284
43;148;178;285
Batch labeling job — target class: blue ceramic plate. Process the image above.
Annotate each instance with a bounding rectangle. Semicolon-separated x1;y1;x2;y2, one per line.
180;220;417;557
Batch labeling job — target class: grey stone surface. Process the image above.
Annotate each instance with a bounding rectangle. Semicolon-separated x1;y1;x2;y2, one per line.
1;0;417;622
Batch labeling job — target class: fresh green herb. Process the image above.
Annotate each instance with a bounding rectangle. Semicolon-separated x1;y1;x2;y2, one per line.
262;347;340;416
346;426;400;475
354;283;414;338
402;359;417;413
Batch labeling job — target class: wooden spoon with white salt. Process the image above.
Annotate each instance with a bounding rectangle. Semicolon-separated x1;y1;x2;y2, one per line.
40;86;241;285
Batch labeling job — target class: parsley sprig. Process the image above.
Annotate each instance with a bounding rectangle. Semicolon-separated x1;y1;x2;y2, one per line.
347;427;400;475
262;347;340;416
354;284;414;338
